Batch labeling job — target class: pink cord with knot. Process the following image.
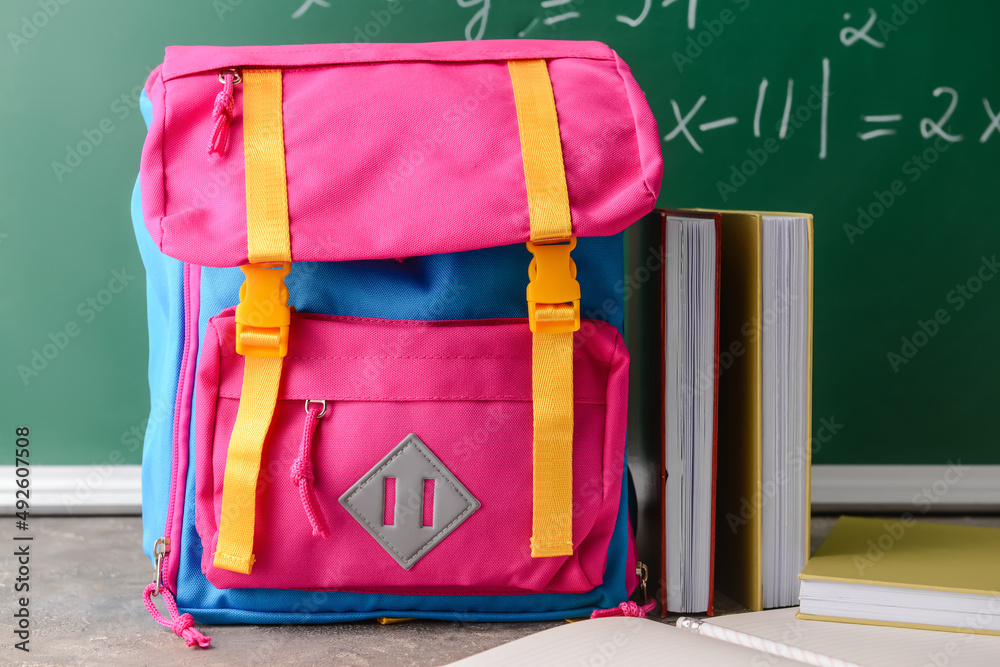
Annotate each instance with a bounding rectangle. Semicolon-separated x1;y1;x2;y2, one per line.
207;73;235;157
290;401;329;538
143;582;211;648
590;599;657;619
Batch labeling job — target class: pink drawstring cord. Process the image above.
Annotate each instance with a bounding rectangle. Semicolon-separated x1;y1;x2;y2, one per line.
290;401;329;538
590;600;657;619
143;583;211;648
207;73;235;157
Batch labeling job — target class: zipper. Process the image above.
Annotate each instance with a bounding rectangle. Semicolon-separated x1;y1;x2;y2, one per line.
159;263;191;591
208;68;241;156
143;264;211;648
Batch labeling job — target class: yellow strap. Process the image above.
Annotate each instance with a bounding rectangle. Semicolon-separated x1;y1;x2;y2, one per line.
509;59;575;558
243;69;291;264
214;69;291;574
530;306;576;557
213;355;283;574
508;59;572;243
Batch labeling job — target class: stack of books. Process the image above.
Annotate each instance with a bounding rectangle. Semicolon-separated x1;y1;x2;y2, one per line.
659;209;814;614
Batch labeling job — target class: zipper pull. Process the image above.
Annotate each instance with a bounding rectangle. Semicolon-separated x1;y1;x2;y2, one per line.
290;400;330;538
142;537;211;648
636;560;649;605
589;561;657;619
590;599;657;619
153;537;168;596
208;68;240;157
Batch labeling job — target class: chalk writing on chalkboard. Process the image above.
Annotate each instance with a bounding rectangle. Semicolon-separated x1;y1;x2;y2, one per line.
291;0;330;19
457;0;491;40
665;58;831;159
617;0;699;29
664;58;997;157
840;9;884;48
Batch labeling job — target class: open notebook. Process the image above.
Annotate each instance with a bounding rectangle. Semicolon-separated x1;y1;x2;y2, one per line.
447;616;799;666
447;608;1000;666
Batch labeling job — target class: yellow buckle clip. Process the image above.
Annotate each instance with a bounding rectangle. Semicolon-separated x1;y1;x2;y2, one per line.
526;238;581;334
235;262;291;357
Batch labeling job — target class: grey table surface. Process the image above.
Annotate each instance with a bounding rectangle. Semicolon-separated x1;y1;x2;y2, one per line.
1;515;995;666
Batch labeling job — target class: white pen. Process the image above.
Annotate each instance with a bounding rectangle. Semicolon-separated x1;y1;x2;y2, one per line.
675;617;863;667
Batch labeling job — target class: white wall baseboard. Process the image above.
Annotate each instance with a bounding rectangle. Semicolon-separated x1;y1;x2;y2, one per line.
811;464;1000;512
0;465;141;515
1;464;998;515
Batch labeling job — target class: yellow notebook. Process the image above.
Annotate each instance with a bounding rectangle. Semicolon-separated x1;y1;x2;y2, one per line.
799;516;1000;635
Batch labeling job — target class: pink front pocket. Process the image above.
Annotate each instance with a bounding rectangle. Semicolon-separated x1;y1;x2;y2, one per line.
194;311;629;594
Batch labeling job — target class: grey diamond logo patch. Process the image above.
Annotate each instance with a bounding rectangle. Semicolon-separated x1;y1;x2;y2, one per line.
339;434;480;570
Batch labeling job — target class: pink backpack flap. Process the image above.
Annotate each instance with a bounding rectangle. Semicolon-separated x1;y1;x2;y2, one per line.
139;40;662;267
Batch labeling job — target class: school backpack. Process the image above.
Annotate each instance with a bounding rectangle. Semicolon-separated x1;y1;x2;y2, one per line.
132;40;662;647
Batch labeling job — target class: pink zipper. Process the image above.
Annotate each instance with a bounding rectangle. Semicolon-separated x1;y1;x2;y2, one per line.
145;263;205;648
166;263;201;589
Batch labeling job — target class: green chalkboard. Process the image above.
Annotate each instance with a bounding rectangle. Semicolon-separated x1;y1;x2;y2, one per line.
2;0;998;466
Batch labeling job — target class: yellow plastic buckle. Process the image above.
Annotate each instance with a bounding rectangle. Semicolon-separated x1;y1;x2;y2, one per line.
235;262;291;357
526;238;581;334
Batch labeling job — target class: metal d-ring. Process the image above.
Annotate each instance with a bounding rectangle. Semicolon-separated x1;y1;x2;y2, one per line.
305;399;327;419
219;68;241;84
